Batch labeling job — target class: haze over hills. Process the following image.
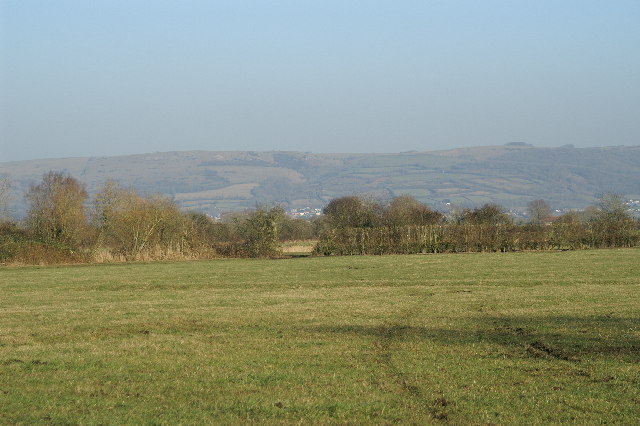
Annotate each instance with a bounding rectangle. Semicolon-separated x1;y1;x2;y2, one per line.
1;144;639;218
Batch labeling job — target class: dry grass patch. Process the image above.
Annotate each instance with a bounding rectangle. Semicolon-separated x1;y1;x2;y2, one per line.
1;250;639;423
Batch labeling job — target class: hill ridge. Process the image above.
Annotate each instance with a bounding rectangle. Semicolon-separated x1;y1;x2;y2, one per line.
2;145;639;217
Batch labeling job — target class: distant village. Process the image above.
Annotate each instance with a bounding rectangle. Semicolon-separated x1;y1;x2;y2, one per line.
208;199;640;222
510;199;640;221
286;199;640;221
287;207;323;218
624;199;640;216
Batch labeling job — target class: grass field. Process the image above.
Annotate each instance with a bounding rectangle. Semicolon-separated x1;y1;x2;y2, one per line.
1;250;639;424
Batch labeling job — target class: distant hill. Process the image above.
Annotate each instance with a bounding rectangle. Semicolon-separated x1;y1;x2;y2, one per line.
2;144;639;217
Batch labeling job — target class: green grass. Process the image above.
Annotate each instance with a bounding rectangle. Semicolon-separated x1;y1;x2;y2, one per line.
1;250;639;424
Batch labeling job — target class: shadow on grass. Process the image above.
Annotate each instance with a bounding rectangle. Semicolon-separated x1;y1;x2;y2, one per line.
303;315;640;362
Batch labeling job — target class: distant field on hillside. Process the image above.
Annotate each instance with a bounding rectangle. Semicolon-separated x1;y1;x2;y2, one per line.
1;250;639;423
2;144;640;216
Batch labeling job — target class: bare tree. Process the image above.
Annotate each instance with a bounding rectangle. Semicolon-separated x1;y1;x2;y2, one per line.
527;199;551;226
92;181;187;256
590;193;634;247
595;193;631;223
25;171;89;246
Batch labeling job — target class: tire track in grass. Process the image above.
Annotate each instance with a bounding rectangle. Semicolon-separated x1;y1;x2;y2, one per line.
371;311;452;422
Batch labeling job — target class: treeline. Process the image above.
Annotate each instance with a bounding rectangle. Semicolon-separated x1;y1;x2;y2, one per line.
1;172;638;264
314;195;640;255
0;172;315;264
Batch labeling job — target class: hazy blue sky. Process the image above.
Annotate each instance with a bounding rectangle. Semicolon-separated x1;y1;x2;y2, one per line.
1;0;639;162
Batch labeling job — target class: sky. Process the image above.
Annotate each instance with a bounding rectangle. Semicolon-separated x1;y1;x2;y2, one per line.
1;0;639;162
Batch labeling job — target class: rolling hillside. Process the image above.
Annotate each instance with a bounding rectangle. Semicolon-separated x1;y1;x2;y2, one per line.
2;144;639;217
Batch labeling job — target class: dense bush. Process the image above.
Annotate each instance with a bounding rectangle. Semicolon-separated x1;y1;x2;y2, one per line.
278;216;316;241
314;225;517;256
0;221;88;264
0;222;30;262
92;181;217;260
25;171;90;247
323;196;383;229
384;195;443;227
314;196;640;256
235;206;283;258
314;220;640;256
2;173;638;264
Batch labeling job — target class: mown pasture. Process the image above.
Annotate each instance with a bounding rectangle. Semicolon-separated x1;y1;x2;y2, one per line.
1;250;639;424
